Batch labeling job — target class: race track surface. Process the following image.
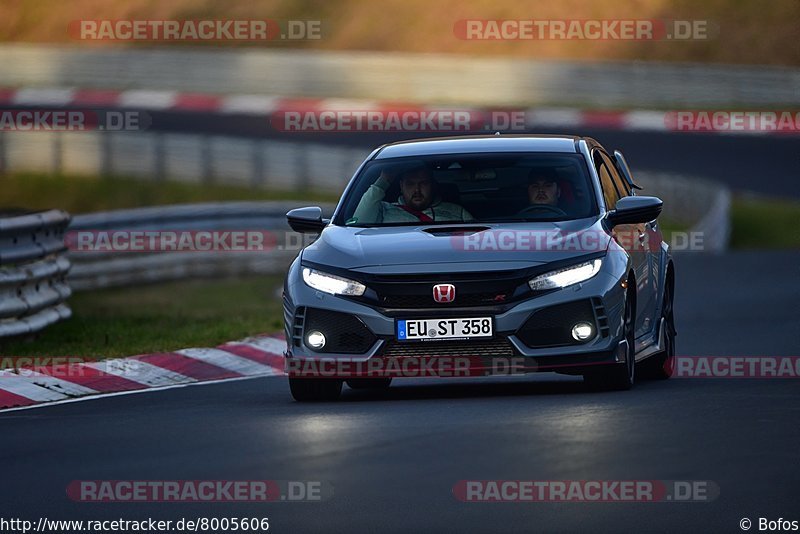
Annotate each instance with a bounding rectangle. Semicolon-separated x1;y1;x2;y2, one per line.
2;250;798;533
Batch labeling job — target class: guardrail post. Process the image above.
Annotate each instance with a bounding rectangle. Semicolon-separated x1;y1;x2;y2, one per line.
0;131;6;176
100;131;112;177
52;133;63;175
202;136;213;184
154;132;165;182
296;143;309;191
251;139;265;188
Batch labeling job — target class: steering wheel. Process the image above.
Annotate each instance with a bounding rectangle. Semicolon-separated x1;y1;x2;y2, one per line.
516;204;568;217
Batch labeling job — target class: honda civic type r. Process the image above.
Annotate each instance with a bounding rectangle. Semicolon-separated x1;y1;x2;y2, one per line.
282;135;676;401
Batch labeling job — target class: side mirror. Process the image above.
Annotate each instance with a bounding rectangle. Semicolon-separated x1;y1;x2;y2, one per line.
605;196;662;229
287;206;329;234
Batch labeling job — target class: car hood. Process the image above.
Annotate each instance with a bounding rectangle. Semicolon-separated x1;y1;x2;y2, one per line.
301;218;609;273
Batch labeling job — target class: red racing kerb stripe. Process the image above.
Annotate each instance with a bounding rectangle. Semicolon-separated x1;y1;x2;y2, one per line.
135;352;242;380
217;343;285;372
57;364;149;392
0;389;38;409
71;89;123;106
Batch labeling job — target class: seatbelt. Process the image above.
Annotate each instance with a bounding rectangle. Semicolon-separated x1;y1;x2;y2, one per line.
397;204;434;222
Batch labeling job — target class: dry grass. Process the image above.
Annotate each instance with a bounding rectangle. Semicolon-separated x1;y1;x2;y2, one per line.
0;0;797;66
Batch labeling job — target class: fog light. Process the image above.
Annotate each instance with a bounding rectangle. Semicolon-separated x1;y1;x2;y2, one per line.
306;330;326;349
571;322;594;341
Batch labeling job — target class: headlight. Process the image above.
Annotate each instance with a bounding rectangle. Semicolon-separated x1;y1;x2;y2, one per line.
528;259;602;291
302;267;366;296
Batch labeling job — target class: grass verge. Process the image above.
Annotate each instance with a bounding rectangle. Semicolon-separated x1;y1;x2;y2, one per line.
730;196;800;249
0;172;339;214
1;276;286;361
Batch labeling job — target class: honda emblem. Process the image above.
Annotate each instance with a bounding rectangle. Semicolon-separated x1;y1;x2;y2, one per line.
432;284;456;303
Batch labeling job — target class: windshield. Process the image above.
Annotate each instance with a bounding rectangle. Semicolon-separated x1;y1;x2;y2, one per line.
335;152;598;227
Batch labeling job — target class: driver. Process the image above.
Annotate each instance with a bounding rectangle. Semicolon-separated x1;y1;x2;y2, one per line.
350;164;473;224
527;168;560;206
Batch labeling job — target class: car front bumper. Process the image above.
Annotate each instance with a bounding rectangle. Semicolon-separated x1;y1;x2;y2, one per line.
282;254;631;378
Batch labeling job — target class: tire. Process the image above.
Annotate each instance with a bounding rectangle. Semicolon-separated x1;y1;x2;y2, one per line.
289;378;343;402
584;292;635;391
346;378;393;390
642;281;676;380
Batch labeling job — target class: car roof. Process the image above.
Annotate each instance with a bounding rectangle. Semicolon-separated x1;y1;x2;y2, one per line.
373;135;585;159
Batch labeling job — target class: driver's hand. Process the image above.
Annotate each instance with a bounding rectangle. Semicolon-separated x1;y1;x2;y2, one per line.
379;169;399;184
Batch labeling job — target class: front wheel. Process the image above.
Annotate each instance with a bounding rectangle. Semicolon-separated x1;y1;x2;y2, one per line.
289;378;343;402
642;281;676;380
584;294;635;391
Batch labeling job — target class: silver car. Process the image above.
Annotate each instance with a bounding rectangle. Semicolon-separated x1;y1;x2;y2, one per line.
282;135;676;401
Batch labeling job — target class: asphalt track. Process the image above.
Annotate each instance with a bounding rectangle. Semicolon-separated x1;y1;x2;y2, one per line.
4;105;798;197
140;110;799;198
1;250;798;533
2;114;799;533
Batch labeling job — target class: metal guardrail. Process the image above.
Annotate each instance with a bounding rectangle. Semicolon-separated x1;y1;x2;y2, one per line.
2;133;730;293
1;44;798;107
0;129;730;294
67;202;336;291
0;209;72;338
64;171;729;293
0;130;368;194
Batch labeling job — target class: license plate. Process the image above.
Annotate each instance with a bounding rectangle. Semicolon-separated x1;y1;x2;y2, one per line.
396;317;493;341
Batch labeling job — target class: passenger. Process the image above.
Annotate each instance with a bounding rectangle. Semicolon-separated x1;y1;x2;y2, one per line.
351;164;473;224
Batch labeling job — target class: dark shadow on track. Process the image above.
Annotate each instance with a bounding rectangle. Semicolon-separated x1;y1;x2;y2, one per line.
335;373;673;403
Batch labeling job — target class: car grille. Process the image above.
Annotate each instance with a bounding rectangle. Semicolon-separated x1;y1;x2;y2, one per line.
381;337;517;358
381;292;512;308
361;270;529;309
516;298;606;348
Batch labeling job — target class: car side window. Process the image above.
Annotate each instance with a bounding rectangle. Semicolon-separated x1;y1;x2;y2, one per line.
594;152;621;210
600;152;631;197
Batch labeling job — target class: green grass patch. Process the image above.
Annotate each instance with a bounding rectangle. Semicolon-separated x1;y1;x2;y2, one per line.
730;196;800;249
0;172;339;214
1;276;286;361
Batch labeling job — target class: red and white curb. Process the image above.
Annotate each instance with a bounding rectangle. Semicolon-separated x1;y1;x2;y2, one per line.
0;86;795;135
0;334;287;412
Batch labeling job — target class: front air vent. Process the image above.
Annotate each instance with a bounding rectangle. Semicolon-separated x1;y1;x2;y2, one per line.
292;306;306;348
592;297;610;338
